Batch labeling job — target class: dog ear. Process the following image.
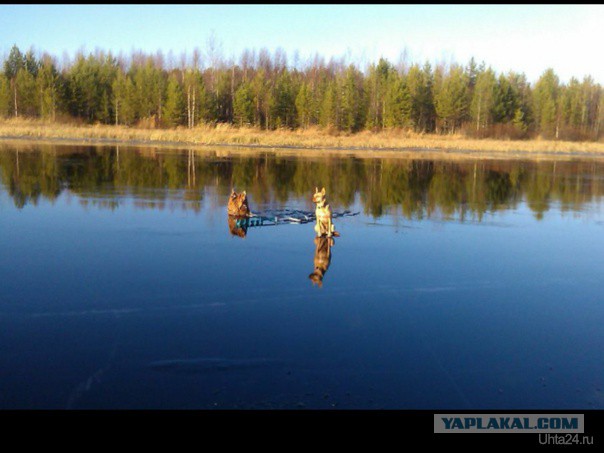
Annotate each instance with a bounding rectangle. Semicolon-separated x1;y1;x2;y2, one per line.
321;187;326;195
242;190;246;196
315;186;319;193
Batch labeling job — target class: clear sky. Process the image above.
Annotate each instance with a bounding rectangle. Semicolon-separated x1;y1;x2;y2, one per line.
1;4;603;84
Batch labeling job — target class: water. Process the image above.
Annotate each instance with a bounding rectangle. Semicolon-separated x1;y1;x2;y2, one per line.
1;143;604;409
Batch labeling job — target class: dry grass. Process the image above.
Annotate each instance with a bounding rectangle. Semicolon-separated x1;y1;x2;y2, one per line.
1;117;604;156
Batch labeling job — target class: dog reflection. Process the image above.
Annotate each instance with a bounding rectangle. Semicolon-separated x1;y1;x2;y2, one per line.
309;236;334;288
228;216;249;238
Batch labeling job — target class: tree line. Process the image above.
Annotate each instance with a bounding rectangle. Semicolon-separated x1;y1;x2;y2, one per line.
2;145;603;220
1;44;603;141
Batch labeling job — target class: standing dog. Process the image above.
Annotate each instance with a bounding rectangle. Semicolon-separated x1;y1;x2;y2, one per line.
312;187;339;237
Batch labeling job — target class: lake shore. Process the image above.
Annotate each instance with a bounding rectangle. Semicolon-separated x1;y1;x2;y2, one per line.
2;118;604;160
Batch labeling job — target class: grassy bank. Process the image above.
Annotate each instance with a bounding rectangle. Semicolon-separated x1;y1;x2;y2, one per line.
1;118;604;156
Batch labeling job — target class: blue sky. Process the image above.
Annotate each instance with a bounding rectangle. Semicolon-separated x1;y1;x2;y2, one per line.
1;4;602;83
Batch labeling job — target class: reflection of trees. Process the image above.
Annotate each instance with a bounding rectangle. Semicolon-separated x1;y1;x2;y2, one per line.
0;149;61;208
428;164;465;219
525;169;553;220
1;144;604;221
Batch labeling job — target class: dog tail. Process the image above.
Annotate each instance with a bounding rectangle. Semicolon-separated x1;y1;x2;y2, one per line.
332;231;341;237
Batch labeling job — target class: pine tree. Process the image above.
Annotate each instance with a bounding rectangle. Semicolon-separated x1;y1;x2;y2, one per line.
407;63;436;133
507;71;533;133
365;58;391;130
3;45;24;79
4;45;25;116
112;69;136;125
132;59;158;122
295;81;312;129
233;81;254;126
271;70;297;128
0;74;11;117
560;77;582;132
580;76;598;138
339;64;365;132
491;74;517;124
512;107;528;133
383;72;412;128
37;55;61;121
532;68;560;138
162;73;185;127
319;80;338;129
470;67;496;131
433;64;469;133
24;50;39;78
67;53;108;122
250;68;268;128
16;68;38;116
97;53;118;124
597;95;604;140
465;57;484;93
194;78;211;125
214;69;233;123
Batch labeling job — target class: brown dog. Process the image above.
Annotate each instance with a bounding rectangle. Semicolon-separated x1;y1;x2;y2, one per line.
227;189;251;217
312;187;339;237
309;236;334;288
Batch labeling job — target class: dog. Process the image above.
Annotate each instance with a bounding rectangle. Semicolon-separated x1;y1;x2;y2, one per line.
227;189;251;217
309;236;334;288
311;187;339;238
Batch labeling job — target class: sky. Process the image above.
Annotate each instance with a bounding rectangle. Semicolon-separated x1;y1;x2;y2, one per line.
0;4;603;84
